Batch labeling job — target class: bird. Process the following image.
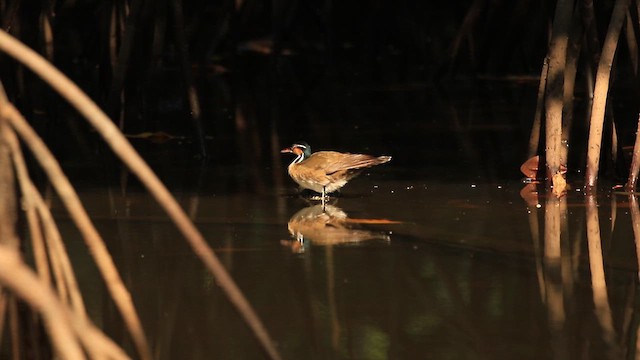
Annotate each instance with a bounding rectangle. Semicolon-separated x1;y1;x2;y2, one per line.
280;141;391;202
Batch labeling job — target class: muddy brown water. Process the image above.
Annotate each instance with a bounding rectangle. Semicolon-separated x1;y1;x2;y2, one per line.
29;79;640;359
45;174;640;359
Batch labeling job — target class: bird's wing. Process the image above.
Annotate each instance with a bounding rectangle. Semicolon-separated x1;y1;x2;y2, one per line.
308;152;389;175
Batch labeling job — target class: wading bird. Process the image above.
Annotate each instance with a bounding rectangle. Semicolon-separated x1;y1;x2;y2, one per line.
281;141;391;203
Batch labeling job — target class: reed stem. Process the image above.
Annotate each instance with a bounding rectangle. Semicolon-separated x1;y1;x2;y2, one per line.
585;0;630;190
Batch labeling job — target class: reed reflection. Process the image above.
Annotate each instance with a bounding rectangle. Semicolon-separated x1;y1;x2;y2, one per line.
585;194;619;359
524;188;628;359
281;204;392;253
628;194;640;355
542;195;568;359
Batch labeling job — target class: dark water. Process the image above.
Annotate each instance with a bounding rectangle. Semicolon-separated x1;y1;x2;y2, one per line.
39;71;640;359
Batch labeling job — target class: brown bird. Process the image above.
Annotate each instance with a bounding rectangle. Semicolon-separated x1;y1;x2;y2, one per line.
280;141;391;201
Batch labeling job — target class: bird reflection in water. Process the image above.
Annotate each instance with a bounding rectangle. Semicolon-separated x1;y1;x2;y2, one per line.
519;155;569;206
281;204;394;253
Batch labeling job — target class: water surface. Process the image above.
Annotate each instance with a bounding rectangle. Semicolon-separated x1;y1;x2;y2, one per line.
42;75;640;359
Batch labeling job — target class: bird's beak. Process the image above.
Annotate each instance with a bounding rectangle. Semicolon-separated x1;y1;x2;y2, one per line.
280;147;293;153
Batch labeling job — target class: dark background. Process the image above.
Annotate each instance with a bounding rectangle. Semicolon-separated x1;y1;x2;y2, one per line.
0;0;636;185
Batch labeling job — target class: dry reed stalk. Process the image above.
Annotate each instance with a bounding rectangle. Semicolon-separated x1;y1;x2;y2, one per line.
0;245;131;360
561;8;583;167
109;1;119;71
0;30;282;360
1;103;150;360
528;56;548;159
626;114;640;190
170;0;207;157
0;126;17;250
25;206;50;281
2;108;127;359
0;248;84;359
446;0;483;72
582;0;601;69
585;0;630;190
545;0;573;194
0;85;51;283
624;9;638;74
1;122;87;317
3;143;50;285
72;319;130;360
39;202;86;314
107;0;143;129
151;0;169;67
39;11;53;61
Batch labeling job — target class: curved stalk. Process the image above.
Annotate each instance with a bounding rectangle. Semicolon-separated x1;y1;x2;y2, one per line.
0;29;281;360
584;0;630;190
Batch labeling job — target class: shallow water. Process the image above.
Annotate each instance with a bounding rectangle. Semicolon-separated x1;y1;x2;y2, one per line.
30;70;640;359
45;169;640;359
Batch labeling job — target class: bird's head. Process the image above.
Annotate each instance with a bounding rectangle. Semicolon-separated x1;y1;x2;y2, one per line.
281;141;312;160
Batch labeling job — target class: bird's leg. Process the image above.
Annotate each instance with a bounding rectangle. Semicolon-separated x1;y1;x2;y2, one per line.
322;187;326;209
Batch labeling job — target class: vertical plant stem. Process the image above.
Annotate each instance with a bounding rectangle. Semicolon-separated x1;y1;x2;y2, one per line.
39;11;53;61
170;0;208;157
107;0;144;129
561;4;584;167
445;0;484;74
625;9;638;75
626;114;640;190
528;56;548;159
0;120;17;250
585;0;630;190
109;1;119;71
581;0;601;69
545;0;573;191
151;0;168;67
